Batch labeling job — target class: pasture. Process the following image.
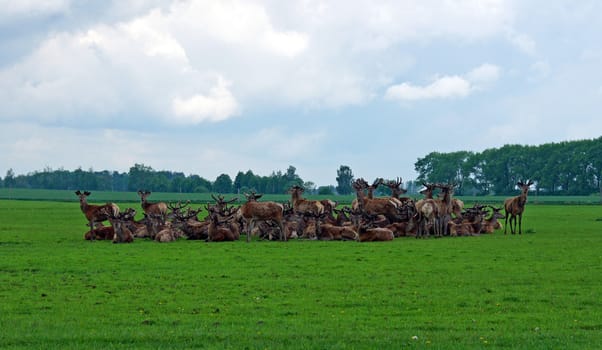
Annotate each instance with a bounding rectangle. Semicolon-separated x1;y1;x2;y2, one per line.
0;199;601;349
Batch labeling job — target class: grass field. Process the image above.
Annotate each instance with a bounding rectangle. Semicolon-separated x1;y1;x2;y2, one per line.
0;199;601;349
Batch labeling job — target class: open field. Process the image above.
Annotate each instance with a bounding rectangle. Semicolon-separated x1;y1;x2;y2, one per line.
1;199;601;349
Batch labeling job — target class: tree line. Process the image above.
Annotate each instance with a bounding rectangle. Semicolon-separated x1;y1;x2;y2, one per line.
415;136;602;196
0;163;356;195
3;136;601;196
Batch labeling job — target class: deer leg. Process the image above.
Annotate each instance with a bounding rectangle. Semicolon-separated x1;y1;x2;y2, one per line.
246;219;254;243
88;220;96;240
278;221;286;242
504;215;508;234
518;214;522;235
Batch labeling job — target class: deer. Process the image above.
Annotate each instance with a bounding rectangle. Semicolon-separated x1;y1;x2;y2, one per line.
289;185;324;216
481;206;505;234
350;211;394;242
386;200;419;237
100;207;136;243
144;212;184;243
382;177;408;207
170;203;209;240
313;212;358;241
84;225;115;240
352;178;404;223
351;178;384;210
238;192;285;242
435;183;456;236
211;194;238;213
504;180;534;234
207;206;239;242
137;190;168;219
415;183;441;238
75;190;120;236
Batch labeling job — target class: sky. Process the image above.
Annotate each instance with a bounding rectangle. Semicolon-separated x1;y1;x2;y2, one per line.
1;0;601;187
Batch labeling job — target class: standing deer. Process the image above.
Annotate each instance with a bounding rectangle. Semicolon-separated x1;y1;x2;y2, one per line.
289;185;324;216
504;180;534;234
415;183;440;237
238;192;285;242
137;190;168;219
75;190;120;235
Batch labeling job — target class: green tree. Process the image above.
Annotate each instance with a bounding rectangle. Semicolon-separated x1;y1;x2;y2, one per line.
128;163;154;191
336;165;354;195
318;185;335;195
213;174;233;193
4;169;15;188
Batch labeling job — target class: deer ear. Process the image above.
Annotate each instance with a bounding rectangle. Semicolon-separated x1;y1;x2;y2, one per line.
84;191;91;196
75;190;81;195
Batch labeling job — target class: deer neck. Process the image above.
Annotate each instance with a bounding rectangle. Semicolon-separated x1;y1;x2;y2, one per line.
79;198;89;213
141;199;151;210
519;191;529;206
291;192;302;206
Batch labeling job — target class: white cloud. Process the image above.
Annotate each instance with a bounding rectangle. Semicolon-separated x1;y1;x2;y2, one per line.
171;77;239;124
466;63;501;84
385;76;471;100
385;63;500;101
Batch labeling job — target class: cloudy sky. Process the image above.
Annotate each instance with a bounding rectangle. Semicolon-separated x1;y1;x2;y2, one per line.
1;1;601;186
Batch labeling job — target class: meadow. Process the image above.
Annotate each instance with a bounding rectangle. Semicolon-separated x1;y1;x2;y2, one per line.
0;197;601;349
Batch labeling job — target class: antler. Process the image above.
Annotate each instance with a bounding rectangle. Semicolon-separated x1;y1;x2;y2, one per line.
372;178;384;188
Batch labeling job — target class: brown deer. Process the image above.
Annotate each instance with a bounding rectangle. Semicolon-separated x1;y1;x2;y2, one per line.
352;178;403;223
289;185;324;216
415;183;440;237
313;213;358;241
481;206;505;234
75;190;120;235
211;194;238;213
101;207;136;243
207;207;240;242
351;178;384;210
137;190;168;218
170;203;209;240
350;211;394;242
84;225;115;240
504;180;534;234
238;192;285;242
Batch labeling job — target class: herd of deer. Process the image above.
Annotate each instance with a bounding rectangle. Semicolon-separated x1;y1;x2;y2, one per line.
76;179;533;243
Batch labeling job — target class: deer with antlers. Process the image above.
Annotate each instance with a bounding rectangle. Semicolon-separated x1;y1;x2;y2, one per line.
100;207;136;243
137;190;168;219
75;190;120;236
504;180;534;235
289;185;324;216
238;192;285;242
352;178;404;223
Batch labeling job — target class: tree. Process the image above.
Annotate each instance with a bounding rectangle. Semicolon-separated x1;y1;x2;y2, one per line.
318;185;335;195
4;169;15;188
336;165;354;195
213;174;233;193
128;163;154;191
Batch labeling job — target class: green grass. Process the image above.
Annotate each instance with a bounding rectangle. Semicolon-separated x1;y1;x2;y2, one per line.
0;200;601;349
